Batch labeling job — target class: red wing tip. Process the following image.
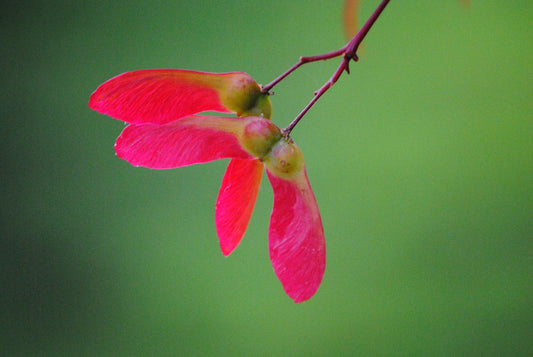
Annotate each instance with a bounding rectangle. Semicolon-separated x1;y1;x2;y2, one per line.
287;283;322;303
220;247;234;257
88;91;104;112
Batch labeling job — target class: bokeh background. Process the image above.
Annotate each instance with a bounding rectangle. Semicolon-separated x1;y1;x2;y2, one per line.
2;1;532;355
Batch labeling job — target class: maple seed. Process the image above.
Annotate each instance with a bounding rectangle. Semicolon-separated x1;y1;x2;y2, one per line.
241;117;282;158
222;74;272;119
265;139;304;179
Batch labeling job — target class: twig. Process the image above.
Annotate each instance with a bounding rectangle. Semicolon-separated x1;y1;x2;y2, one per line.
262;0;391;135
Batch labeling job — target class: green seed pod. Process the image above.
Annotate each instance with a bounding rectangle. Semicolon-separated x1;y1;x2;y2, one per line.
264;138;304;180
241;117;282;158
220;73;272;119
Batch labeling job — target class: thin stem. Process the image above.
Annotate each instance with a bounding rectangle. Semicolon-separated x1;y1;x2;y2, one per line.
261;48;345;94
345;0;390;59
283;60;346;135
279;0;391;135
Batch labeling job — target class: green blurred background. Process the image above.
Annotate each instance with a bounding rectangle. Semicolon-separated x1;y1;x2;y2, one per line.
2;1;532;355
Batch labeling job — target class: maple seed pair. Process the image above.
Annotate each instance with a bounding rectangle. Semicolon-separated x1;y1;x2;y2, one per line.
241;119;302;178
89;69;325;303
